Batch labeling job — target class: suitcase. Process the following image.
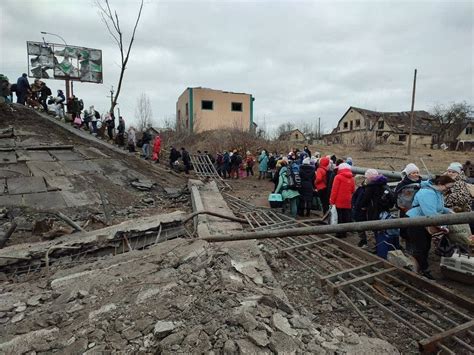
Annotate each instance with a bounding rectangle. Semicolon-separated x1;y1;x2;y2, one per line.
268;193;283;208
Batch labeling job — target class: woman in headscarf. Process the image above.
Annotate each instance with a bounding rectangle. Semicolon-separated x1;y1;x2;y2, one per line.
444;162;472;212
298;157;315;217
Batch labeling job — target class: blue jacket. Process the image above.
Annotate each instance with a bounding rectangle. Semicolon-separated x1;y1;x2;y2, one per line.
406;180;452;217
258;152;268;172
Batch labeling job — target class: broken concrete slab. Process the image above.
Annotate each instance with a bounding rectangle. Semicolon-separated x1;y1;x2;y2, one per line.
48;150;86;161
0;163;30;178
7;176;47;194
0;151;17;164
23;191;67;210
0;139;15;148
0;327;59;354
61;160;103;174
26;161;72;177
16;150;54;162
0;194;22;207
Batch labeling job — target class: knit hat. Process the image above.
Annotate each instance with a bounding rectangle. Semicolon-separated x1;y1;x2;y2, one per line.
338;163;352;171
302;157;311;165
365;168;378;181
346;157;353;166
447;162;462;174
402;163;419;175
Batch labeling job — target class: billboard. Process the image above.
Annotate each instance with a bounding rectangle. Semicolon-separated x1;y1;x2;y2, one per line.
27;41;103;84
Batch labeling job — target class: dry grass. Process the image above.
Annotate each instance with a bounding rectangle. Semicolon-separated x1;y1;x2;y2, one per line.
310;143;472;174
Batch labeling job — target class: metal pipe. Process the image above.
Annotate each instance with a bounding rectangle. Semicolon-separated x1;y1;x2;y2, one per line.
202;212;474;242
351;166;430;180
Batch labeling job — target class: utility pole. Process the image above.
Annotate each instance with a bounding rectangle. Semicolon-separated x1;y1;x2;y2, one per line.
318;117;321;140
407;69;417;155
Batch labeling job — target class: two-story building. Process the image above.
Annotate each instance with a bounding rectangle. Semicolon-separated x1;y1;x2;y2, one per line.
324;106;436;147
176;87;255;134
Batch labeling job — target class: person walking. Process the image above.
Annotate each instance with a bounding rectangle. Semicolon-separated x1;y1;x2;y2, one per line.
274;158;300;218
181;147;191;174
152;135;162;163
329;163;355;238
223;150;230;179
127;127;136;152
141;129;152;159
245;151;255;177
39;82;51;112
314;156;331;214
406;175;455;279
298;157;315;217
16;73;30;105
117;116;126;146
258;150;269;180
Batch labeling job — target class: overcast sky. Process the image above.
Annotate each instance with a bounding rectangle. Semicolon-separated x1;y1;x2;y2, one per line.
1;0;473;133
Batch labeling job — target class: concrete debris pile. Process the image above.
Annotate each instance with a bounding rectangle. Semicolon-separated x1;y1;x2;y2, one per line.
0;236;398;354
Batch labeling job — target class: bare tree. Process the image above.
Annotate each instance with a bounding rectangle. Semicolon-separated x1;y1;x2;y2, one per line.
135;93;153;131
431;101;473;146
275;122;295;139
96;0;144;113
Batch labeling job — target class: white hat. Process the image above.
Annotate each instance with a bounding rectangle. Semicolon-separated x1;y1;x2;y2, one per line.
447;162;462;174
402;163;419;175
338;163;352;171
364;168;378;180
302;157;311;165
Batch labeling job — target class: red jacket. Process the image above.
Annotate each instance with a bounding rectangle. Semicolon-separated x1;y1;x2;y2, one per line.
153;137;161;154
315;157;330;191
329;168;355;209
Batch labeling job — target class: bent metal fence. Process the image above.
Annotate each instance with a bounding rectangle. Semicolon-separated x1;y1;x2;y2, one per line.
221;194;474;354
190;154;231;191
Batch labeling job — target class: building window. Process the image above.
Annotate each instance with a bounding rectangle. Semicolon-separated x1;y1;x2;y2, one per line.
378;121;384;129
295;133;299;140
466;127;473;135
185;103;188;115
201;100;213;110
355;119;360;128
343;122;348;129
398;135;406;142
350;121;353;130
231;102;242;112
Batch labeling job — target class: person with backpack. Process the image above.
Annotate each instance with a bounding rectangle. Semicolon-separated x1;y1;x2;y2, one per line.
314;156;331;214
141;129;152;159
352;175;369;247
298;157;315;217
223;151;230;179
406;175;456;279
258;150;269;180
360;169;395;221
275;158;300;218
395;163;422;243
329;163;355;238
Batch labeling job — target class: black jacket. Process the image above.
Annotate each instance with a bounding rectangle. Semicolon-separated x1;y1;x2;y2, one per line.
298;164;315;201
169;148;181;162
360;175;388;220
142;132;152;144
182;150;190;164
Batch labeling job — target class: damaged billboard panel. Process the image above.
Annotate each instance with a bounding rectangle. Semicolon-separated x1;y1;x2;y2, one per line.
27;41;103;84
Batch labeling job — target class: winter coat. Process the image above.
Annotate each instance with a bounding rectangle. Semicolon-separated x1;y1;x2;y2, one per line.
142;132;152;144
258;153;268;172
181;150;190;165
298;164;315;202
444;173;472;212
268;156;276;170
245;155;255;167
407;180;452;217
351;185;367;221
315;157;330;191
360;175;389;220
275;166;300;200
329;168;355;209
153;137;161;154
223;152;230;166
16;76;30;93
169;148;181;162
395;175;422;195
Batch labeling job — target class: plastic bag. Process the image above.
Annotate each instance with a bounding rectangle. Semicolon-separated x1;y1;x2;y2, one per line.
330;205;338;225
